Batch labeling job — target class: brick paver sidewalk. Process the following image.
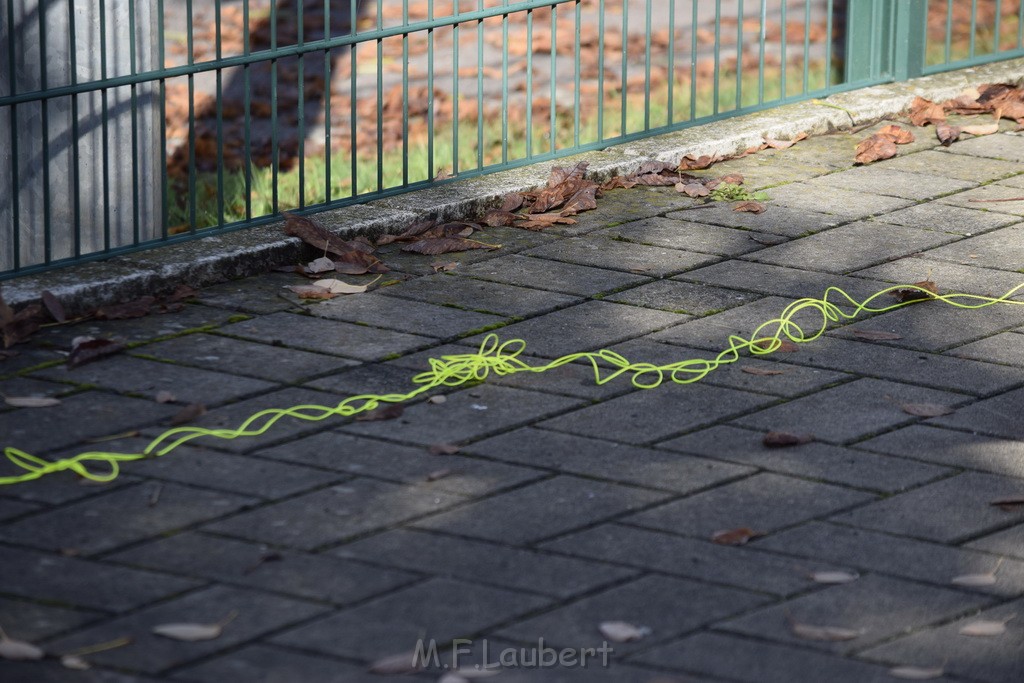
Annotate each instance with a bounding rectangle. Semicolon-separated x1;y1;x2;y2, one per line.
2;125;1024;682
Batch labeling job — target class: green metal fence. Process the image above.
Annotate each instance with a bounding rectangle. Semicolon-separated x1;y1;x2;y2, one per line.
2;0;1022;279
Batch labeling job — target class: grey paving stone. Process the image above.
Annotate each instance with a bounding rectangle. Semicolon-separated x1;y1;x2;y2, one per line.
920;223;1024;271
496;574;768;655
413;475;670;544
522;236;720;278
595;216;786;256
605;279;759;315
254;431;545;497
659;425;951;492
546;185;712;236
334;528;635;599
0;466;139;510
854;256;1024;297
538;381;776;445
0;497;40;521
149;387;351;454
205;477;468;550
624;472;873;538
879;148;1024;181
31;303;238;349
0;482;255;555
830;295;1024;352
458;254;652;296
633;631;918;683
670;202;844;237
717;573;993;655
0;545;200;612
966;523;1024;559
460;300;687;359
0;662;163;683
0;376;74;401
197;272;306;314
435;653;692;683
831;471;1024;543
0;597;100;640
108;531;419;605
649;295;856;351
950;332;1024;367
994;172;1024;189
763;184;915;221
374;227;554;276
223;311;438;361
305;361;436;397
270;577;550;661
945;131;1024;162
744;221;958;274
464;427;754;493
859;596;1024;682
929;385;1024;439
45;585;327;675
755;521;1024;598
0;392;177;455
379;273;582;317
35;356;277;406
937;183;1024;215
871;201;1017;234
138;333;356;383
807;167;976;200
540;523;846;597
343;384;584;446
732;378;970;444
780;335;1024;396
308;291;506;339
172;643;381;683
677;259;890;300
858;424;1024;478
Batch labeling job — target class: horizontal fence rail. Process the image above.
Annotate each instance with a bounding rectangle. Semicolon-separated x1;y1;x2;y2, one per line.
1;0;1022;279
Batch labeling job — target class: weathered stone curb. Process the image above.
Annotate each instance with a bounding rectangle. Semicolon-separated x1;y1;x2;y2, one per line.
4;57;1023;314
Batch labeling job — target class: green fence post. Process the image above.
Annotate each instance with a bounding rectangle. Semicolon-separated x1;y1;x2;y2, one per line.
844;0;884;83
891;0;927;80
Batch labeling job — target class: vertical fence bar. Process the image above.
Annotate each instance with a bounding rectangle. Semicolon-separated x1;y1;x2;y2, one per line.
427;0;435;177
1018;0;1024;49
298;0;307;206
100;0;113;247
690;0;697;121
69;0;82;256
38;0;51;262
713;0;721;114
477;0;484;169
994;0;1002;53
129;0;141;242
453;3;460;175
403;2;410;186
945;0;953;64
803;0;811;93
350;0;358;194
892;0;927;80
736;0;744;110
215;0;226;223
550;2;557;151
781;0;788;97
758;0;766;104
526;7;533;157
666;0;674;124
644;0;651;129
270;0;280;211
502;0;510;162
825;0;834;88
375;1;383;192
970;0;978;58
621;0;628;134
324;0;332;203
574;0;581;145
243;0;252;220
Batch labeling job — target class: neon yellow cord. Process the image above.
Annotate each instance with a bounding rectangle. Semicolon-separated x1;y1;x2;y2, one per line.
3;282;1023;486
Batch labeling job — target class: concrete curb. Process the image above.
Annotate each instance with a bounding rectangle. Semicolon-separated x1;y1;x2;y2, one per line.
4;57;1024;314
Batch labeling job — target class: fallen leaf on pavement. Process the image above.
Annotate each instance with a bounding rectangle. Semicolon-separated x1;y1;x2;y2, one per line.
60;655;90;670
482;209;518;227
852;329;903;341
402;237;500;255
888;665;945;680
152;611;237;641
733;200;766;213
678;154;721;170
763;431;814;448
935;123;961;146
431;262;459;273
285;284;337;299
169;403;206;426
68;337;125;368
677;182;710;197
810;570;860;584
0;630;44;661
762;132;807;149
3;395;61;408
900;402;954;417
877;124;915;144
908;96;946;126
990;497;1024;511
426;468;453;481
368;651;423;674
516;213;576;230
305;256;336;274
789;619;865;642
959;616;1015;637
427;395;448;405
711;527;763;545
742;367;785;376
962;121;999;136
598;621;651;643
429;443;460;455
312;278;369;295
95;296;156;320
41;290;66;323
855;134;898;164
891;280;938;302
952;559;1003;587
356;403;405;421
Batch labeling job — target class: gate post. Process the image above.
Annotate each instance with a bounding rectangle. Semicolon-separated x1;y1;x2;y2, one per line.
890;0;928;81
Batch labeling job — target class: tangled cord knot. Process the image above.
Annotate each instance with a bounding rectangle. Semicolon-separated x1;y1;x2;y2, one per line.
3;282;1022;485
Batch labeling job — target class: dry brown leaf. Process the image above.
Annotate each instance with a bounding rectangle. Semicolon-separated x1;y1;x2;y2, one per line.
305;256;336;274
429;443;460;456
500;192;525;213
908;96;946;126
368;651;423;675
810;570;860;584
169;403;206;426
711;527;763;546
852;329;903;341
431;262;459;273
959;616;1015;637
61;654;90;670
95;296;156;320
68;337;126;368
962;122;1000;137
733;200;766;214
678;154;721;170
312;278;369;295
888;665;945;680
762;132;807;149
0;287;13;327
561;186;599;215
951;560;1003;587
41;290;66;323
763;431;814;448
990;497;1024;511
0;633;45;661
482;209;518;227
855;134;898;164
516;213;576;231
635;160;678;175
877;124;915;144
677;182;710;198
152;611;236;641
426;468;453;482
789;619;865;642
402;237;499;255
598;621;651;643
891;280;938;303
742;367;785;376
3;395;61;408
283;211;355;257
900;403;954;418
355;403;405;421
936;123;962;146
720;173;745;185
286;284;336;300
